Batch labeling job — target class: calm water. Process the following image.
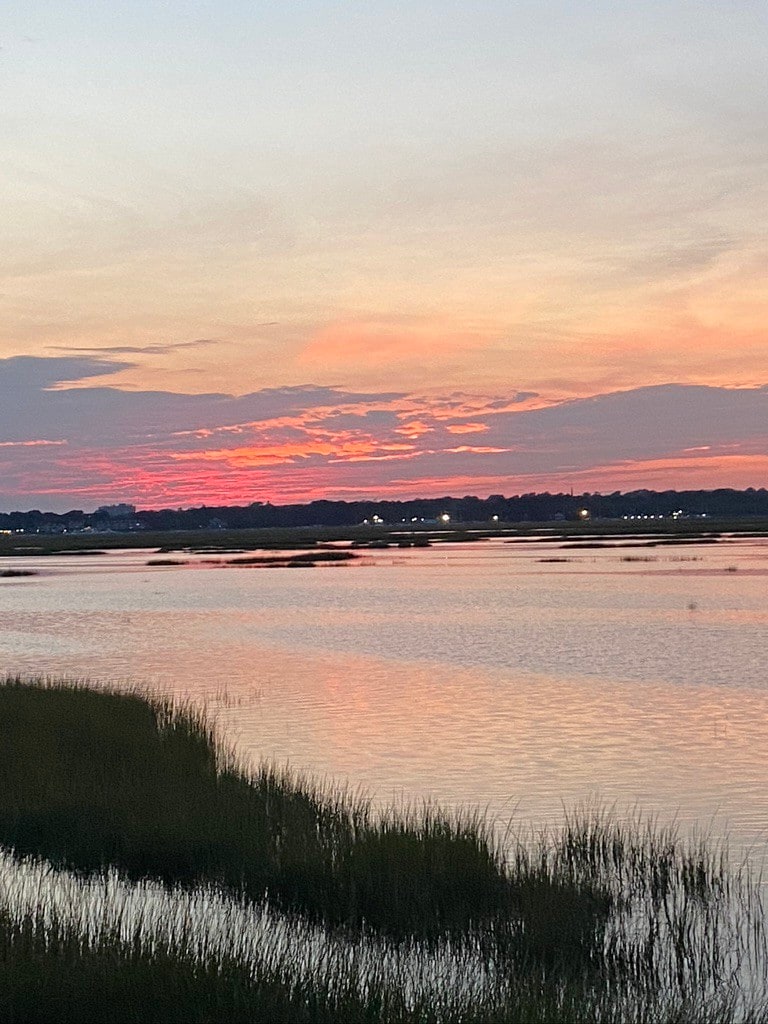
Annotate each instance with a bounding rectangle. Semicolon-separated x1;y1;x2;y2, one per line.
1;537;767;861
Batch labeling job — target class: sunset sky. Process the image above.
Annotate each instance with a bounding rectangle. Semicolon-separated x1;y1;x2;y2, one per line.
2;1;767;511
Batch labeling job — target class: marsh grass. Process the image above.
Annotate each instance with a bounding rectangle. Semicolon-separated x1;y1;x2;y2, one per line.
0;677;508;939
0;845;762;1024
0;907;391;1024
0;677;766;1022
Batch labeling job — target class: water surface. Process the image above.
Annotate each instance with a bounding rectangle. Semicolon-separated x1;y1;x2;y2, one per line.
1;538;766;861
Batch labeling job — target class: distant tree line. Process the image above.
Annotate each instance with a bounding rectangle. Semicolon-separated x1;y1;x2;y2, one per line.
2;487;768;534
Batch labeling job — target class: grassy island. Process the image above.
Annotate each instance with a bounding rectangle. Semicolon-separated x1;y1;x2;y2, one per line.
0;677;765;1022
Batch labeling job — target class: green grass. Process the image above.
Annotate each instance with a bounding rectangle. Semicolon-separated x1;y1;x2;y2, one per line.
0;677;765;1022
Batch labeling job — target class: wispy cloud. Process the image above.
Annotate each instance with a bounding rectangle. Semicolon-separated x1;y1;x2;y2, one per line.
0;439;66;448
48;339;219;356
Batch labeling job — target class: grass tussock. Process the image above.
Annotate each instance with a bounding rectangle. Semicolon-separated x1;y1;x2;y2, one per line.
0;676;765;1022
226;550;357;566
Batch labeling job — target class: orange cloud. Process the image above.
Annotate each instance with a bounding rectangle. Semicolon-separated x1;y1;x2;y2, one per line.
445;422;489;434
533;319;768;398
296;319;490;386
169;436;416;469
394;419;435;438
419;393;545;420
330;450;429;464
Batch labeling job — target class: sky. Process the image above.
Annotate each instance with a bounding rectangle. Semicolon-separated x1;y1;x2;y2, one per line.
1;1;767;511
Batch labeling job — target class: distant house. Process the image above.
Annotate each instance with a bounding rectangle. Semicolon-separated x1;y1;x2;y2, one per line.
93;503;139;532
95;503;137;519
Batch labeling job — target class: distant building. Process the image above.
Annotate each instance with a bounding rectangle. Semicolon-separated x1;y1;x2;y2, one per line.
95;503;136;519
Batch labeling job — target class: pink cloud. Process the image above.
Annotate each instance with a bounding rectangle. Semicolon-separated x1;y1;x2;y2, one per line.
1;356;767;511
445;446;512;455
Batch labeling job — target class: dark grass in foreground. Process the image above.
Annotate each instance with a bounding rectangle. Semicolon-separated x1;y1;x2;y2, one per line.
2;912;761;1024
0;678;508;941
0;913;348;1024
0;678;766;1022
0;905;456;1024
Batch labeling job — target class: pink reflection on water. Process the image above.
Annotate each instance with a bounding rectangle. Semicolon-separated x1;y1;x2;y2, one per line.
202;647;768;865
1;539;767;866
